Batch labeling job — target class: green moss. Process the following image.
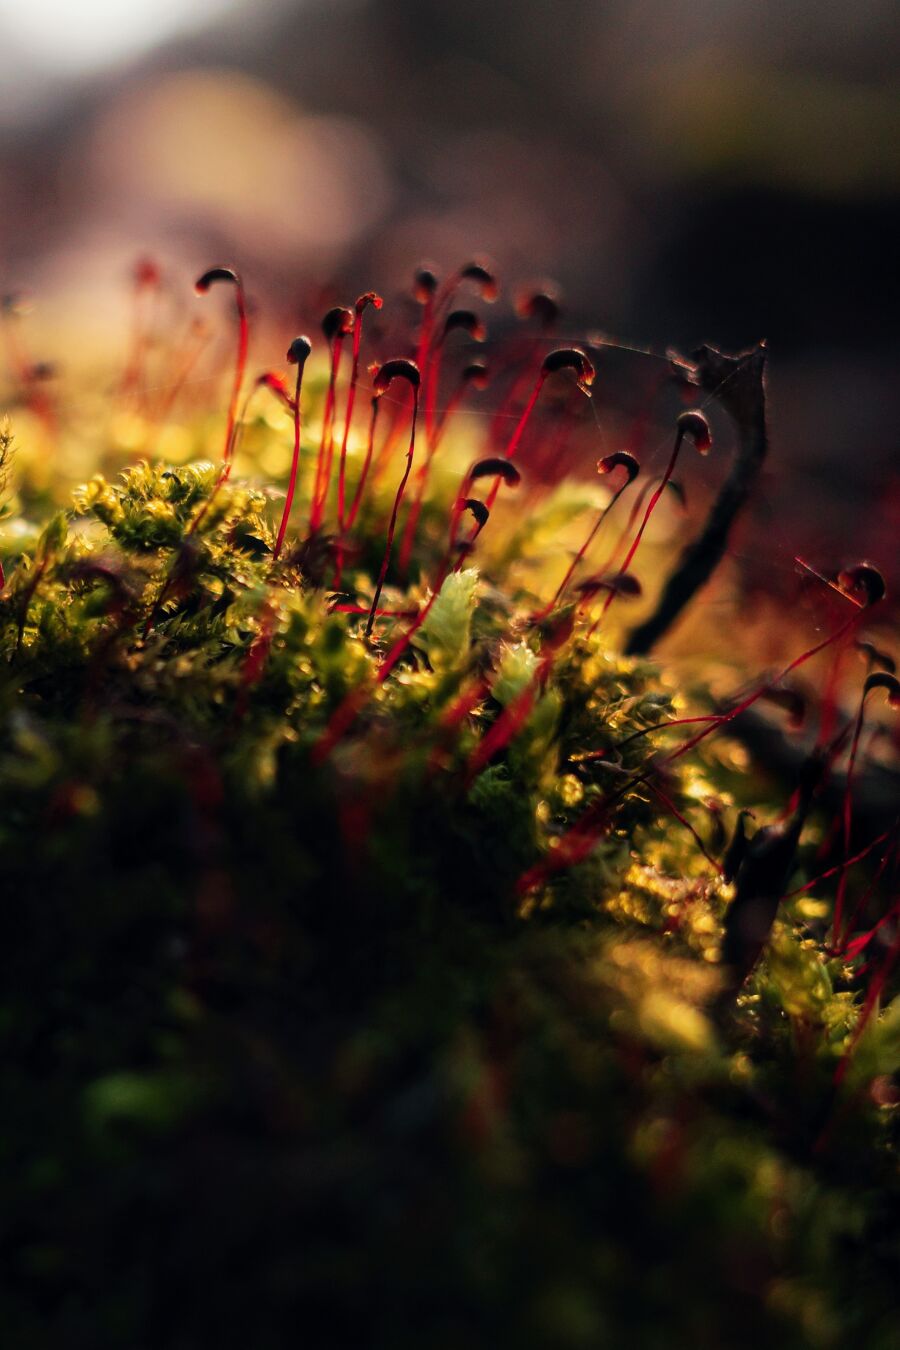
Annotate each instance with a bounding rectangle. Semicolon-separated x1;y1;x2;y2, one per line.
0;420;896;1350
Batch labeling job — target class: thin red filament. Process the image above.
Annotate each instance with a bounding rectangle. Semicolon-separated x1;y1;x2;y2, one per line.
273;339;311;561
464;663;545;784
399;366;489;575
200;268;248;476
365;381;420;638
542;455;638;616
595;421;696;628
344;399;381;531
832;675;900;945
516;583;882;894
334;297;382;587
313;464;510;763
483;371;545;513
310;327;348;532
152;318;210;438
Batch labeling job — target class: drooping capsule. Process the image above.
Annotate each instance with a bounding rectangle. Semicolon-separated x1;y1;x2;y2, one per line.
461;498;490;530
837;562;886;607
676;409;712;454
597;451;639;484
442;309;487;342
195;266;240;294
467;458;522;486
373;358;421;397
459;260;499;303
461;361;490;390
413;265;439;303
541;347;595;393
322;306;355;341
287;335;312;366
514;282;561;328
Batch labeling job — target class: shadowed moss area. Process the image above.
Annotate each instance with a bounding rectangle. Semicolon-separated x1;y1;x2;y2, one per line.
0;446;897;1350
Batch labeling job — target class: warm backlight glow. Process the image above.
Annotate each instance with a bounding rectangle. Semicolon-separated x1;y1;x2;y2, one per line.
0;0;236;73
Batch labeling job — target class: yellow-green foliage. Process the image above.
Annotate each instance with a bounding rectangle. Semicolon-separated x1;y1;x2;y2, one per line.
0;417;896;1350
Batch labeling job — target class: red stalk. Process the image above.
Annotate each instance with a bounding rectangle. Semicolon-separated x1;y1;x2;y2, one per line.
312;459;517;764
370;397;407;488
152;317;210;438
120;256;161;406
802;830;898;998
528;382;581;482
464;587;636;786
842;887;900;961
816;635;850;749
594;410;711;630
833;925;900;1089
143;268;250;637
441;457;521;581
426;676;490;774
398;357;489;574
485;377;542;506
373;469;518;698
333;603;418;618
488;361;536;451
597;476;687;584
1;292;57;435
464;663;545;785
364;359;421;638
513;281;561;330
234;598;277;720
517;801;617;894
194;266;248;475
432;361;489;450
831;673;900;945
310;683;374;765
541;451;639;616
413;264;439;370
413;260;497;443
143;367;280;640
601;675;803;762
648;781;724;874
484;348;594;514
1;292;34;388
344;398;381;531
337;293;383;537
463;600;576;786
273;336;312;561
310;306;353;533
439;573;625;782
516;563;886;894
487;286;563;453
654;565;883;769
431;260;498;335
786;828;893;902
421;307;486;448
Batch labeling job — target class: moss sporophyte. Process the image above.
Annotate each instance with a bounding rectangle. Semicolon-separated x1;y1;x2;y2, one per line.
0;258;898;1349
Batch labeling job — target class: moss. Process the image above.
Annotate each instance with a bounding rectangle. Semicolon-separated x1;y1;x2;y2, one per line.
0;327;896;1350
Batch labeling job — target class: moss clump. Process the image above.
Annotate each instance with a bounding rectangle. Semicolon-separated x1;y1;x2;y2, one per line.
0;295;897;1350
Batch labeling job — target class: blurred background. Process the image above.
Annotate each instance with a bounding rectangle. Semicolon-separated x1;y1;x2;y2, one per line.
0;0;897;594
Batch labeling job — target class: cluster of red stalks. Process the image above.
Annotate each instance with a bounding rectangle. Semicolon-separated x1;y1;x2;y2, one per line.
193;263;896;1068
9;255;897;1084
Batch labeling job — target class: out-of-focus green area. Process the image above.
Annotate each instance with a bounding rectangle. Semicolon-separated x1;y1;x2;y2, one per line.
0;433;898;1350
